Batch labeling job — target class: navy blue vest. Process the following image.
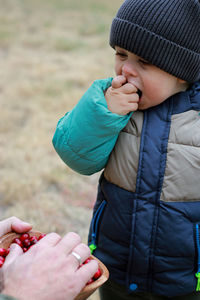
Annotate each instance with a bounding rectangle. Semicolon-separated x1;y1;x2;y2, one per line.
88;82;200;297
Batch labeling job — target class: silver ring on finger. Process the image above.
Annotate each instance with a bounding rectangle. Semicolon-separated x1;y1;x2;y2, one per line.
71;251;82;266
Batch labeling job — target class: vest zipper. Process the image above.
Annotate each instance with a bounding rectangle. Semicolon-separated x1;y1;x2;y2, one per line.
89;200;106;254
195;223;200;291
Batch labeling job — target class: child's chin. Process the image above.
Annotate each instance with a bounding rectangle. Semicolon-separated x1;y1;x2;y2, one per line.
138;99;144;108
138;102;149;110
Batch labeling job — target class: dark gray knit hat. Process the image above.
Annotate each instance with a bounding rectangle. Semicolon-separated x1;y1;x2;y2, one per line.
110;0;200;83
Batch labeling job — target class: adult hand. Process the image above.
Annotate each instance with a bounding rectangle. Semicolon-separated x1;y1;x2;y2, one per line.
105;75;139;115
0;217;32;237
2;232;98;300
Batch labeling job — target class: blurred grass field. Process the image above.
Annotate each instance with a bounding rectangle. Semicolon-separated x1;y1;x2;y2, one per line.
0;0;123;298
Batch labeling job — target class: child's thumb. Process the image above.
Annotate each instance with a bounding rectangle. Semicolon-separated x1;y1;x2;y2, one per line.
112;75;127;88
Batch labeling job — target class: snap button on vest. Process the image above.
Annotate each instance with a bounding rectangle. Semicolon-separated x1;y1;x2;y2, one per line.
129;283;138;291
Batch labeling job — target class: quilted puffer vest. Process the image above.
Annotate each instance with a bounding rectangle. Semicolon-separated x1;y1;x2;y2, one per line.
89;82;200;297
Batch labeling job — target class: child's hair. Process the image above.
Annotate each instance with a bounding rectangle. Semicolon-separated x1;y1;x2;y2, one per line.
109;0;200;83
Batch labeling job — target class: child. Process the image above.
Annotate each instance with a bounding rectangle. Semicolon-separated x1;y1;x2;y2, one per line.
53;0;200;298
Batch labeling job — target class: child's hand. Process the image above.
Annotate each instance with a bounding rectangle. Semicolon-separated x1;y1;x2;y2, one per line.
105;75;139;115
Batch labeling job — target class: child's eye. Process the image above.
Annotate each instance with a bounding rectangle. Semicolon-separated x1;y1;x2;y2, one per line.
115;52;127;59
139;59;151;66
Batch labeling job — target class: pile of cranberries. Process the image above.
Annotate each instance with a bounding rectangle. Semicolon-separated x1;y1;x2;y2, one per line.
0;233;102;285
0;232;46;268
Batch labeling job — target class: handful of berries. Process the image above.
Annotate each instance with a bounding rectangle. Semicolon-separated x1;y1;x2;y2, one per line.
0;232;46;267
0;231;108;300
0;232;102;284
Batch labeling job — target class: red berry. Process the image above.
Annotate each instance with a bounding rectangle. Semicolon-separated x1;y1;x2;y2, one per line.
0;256;5;262
86;278;94;285
0;257;4;268
23;247;28;252
0;260;4;268
84;258;91;264
30;236;38;245
23;239;31;248
38;234;46;240
0;248;8;257
93;268;101;280
28;245;34;250
12;238;23;248
20;233;30;242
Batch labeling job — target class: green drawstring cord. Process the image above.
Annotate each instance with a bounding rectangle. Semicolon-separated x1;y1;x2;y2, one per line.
195;272;200;291
89;243;97;254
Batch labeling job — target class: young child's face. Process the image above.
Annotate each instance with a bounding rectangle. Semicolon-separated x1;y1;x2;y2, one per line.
114;46;189;110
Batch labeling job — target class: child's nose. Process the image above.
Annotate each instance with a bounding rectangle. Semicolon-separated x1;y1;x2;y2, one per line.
122;62;138;78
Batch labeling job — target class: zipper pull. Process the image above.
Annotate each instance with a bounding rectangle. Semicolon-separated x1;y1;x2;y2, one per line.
89;243;97;254
89;200;106;254
196;272;200;291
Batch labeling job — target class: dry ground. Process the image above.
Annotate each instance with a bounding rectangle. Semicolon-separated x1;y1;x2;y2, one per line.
0;0;123;298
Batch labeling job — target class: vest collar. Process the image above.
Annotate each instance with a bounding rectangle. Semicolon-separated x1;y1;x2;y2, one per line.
168;81;200;114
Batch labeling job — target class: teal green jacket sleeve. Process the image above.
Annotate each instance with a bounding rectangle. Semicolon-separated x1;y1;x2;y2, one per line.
0;295;18;300
52;78;132;175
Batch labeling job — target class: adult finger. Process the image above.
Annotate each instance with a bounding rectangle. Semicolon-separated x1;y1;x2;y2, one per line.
0;217;32;237
76;259;98;289
3;244;23;267
69;243;91;269
34;232;61;248
55;232;81;255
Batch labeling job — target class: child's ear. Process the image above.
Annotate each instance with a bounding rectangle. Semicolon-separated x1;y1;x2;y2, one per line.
177;78;189;90
178;78;187;84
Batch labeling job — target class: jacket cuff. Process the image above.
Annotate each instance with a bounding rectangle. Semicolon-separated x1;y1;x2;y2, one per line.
0;296;18;300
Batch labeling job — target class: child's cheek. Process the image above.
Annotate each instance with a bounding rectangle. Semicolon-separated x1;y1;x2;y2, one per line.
149;85;173;105
115;61;123;76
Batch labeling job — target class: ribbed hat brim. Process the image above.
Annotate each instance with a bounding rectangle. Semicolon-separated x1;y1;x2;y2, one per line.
110;18;200;82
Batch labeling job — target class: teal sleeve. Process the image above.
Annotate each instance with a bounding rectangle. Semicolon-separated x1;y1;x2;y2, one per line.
0;296;18;300
52;77;132;175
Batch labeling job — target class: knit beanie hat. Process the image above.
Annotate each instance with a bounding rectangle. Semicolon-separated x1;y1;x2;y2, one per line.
110;0;200;83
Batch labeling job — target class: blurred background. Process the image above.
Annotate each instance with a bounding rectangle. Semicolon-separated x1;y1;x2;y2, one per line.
0;0;123;298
